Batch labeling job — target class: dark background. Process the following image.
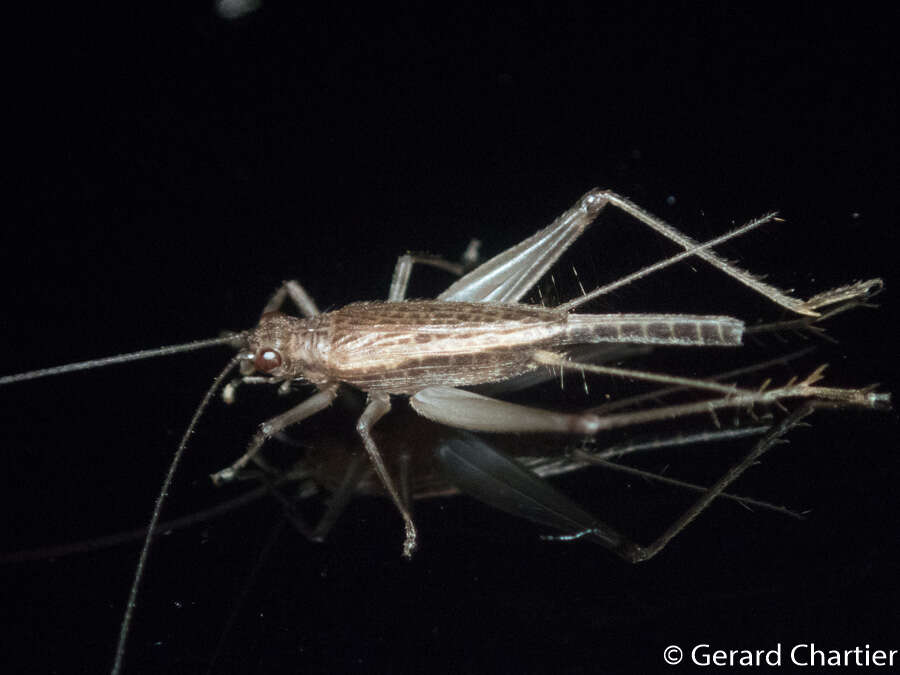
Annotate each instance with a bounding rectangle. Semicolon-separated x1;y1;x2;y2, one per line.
2;4;897;674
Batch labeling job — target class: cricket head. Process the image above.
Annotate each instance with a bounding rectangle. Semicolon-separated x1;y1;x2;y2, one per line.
240;311;329;383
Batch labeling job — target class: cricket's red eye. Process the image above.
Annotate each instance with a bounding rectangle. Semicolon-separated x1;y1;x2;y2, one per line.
254;348;282;373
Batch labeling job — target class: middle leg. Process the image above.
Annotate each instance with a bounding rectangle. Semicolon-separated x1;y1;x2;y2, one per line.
356;392;420;557
389;239;482;301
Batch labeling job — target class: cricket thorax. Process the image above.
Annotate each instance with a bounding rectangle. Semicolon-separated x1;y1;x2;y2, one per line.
245;311;332;384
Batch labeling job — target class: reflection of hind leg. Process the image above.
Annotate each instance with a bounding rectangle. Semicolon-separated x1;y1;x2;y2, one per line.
612;404;816;563
427;399;815;561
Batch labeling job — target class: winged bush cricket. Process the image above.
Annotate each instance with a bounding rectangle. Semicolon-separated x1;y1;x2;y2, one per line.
0;188;888;674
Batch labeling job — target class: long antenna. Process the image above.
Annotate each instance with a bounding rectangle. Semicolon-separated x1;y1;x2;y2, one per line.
0;334;245;385
111;355;241;675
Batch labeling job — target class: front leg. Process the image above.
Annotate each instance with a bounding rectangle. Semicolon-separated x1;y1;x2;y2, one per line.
356;392;419;557
262;279;321;317
211;384;339;484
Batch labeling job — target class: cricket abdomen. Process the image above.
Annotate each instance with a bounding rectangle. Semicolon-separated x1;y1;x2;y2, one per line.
321;301;569;393
564;313;743;347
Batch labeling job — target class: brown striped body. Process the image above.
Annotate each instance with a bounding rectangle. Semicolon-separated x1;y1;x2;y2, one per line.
246;301;743;395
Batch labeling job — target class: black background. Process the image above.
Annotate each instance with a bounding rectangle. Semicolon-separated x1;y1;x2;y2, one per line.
2;4;897;674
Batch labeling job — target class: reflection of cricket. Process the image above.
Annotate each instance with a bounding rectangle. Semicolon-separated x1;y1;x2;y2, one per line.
0;189;888;675
242;380;810;549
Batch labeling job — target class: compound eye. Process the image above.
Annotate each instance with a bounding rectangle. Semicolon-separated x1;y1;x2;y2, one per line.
253;348;283;373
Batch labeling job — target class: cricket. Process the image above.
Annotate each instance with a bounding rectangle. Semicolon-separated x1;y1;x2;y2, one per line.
0;188;888;674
